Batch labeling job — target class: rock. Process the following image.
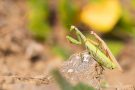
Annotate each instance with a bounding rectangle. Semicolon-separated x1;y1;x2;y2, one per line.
59;51;104;89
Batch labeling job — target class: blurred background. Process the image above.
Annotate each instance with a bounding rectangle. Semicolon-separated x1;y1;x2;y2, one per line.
0;0;135;89
26;0;135;58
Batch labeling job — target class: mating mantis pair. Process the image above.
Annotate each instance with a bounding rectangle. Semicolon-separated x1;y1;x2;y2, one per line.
66;26;122;71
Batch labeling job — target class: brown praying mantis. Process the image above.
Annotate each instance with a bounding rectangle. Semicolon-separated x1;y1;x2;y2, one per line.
66;26;122;71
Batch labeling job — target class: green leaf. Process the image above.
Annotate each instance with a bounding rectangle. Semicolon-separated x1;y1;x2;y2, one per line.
73;83;95;90
52;70;74;90
52;70;95;90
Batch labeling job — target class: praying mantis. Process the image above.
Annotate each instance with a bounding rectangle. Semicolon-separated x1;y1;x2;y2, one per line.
66;26;122;71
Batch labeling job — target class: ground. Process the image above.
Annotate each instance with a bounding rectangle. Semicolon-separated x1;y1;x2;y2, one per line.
0;0;135;90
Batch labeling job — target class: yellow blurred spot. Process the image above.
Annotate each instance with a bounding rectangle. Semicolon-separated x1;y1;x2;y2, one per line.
80;0;122;33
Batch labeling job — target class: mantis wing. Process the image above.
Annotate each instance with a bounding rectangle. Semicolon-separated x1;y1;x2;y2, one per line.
90;31;123;71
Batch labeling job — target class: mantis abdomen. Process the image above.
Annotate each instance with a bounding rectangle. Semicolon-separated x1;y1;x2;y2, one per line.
85;41;116;69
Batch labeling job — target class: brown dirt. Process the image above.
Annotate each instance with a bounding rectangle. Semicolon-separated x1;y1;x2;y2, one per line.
0;0;135;90
0;1;60;90
104;41;135;89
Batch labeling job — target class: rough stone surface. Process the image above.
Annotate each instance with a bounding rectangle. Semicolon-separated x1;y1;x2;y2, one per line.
60;51;104;89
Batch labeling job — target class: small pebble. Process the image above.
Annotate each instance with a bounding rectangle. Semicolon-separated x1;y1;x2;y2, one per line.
67;69;74;73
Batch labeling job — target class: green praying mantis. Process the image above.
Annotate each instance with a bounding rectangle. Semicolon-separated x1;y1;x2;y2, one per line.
66;26;122;71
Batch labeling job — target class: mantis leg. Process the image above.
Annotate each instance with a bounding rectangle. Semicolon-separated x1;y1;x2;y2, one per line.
66;35;82;45
90;31;122;71
87;39;99;46
66;25;87;45
66;30;83;45
90;31;113;58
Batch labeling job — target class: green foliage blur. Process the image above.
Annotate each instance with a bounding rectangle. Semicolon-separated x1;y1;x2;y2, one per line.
27;0;51;40
27;0;78;40
58;0;78;28
27;0;135;58
52;45;70;60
